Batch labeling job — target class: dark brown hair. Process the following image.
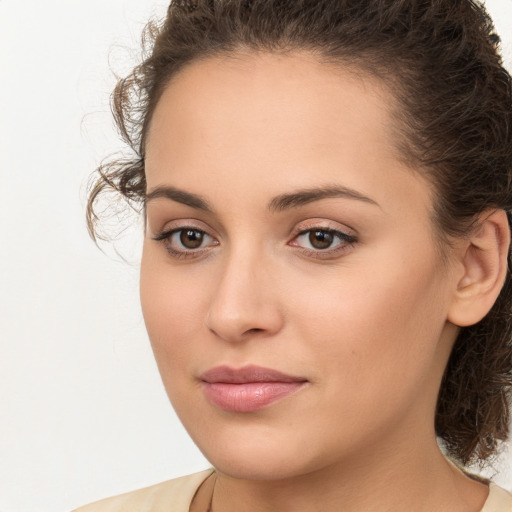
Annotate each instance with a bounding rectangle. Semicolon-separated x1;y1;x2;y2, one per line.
87;0;512;466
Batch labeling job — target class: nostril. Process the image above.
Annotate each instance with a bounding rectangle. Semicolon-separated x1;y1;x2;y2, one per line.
246;328;264;334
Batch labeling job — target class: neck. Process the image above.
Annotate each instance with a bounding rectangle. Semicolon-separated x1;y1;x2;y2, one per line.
203;325;488;512
209;434;488;512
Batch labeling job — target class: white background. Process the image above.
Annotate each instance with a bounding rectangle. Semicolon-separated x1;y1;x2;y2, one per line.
0;1;511;511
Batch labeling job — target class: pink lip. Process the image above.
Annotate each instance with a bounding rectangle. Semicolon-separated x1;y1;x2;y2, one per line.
200;365;308;412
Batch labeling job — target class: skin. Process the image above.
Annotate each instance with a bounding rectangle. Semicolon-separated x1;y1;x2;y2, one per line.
140;51;494;512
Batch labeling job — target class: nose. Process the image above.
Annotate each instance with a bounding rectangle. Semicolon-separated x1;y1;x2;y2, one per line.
205;249;284;343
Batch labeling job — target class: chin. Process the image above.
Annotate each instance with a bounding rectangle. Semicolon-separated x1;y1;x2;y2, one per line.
189;425;333;482
206;452;311;481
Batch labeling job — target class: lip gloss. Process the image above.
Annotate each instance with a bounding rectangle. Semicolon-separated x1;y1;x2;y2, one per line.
200;365;308;412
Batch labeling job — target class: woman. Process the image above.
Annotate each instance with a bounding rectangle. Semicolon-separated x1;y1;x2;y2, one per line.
76;0;512;510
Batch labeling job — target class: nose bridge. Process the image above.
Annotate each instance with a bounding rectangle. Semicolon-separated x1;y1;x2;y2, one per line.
206;240;283;342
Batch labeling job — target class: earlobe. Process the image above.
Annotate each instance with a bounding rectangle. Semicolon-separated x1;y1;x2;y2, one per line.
448;209;511;327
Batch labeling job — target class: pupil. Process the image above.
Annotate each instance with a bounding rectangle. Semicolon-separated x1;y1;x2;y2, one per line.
309;230;333;249
180;229;203;249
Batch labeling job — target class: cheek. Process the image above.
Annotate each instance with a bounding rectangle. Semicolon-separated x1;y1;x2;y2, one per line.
140;247;208;377
287;249;451;399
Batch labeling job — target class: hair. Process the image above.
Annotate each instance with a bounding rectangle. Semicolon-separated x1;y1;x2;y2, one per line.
87;0;512;467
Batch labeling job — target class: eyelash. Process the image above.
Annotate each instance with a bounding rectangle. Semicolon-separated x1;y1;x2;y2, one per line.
290;227;357;259
153;227;218;260
153;225;357;260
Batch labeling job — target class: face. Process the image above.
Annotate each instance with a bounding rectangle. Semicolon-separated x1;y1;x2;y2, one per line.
141;52;461;480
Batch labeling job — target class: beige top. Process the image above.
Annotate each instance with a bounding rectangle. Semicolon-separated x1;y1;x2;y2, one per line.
73;469;512;512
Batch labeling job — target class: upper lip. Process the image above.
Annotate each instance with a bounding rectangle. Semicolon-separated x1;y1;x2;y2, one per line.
200;365;307;384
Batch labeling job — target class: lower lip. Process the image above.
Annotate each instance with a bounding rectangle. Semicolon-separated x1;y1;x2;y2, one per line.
202;382;306;412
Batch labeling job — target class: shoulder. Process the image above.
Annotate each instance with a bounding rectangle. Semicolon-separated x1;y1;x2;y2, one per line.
73;469;214;512
482;483;512;512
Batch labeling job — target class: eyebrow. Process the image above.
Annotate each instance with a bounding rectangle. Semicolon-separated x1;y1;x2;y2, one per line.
145;186;213;212
145;184;379;213
268;185;380;211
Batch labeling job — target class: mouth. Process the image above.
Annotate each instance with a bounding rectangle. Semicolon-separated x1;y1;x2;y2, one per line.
199;365;308;413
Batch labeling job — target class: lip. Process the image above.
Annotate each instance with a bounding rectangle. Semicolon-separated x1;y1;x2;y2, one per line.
199;365;308;412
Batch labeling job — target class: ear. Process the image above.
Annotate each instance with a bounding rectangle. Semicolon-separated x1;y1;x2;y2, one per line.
448;209;510;327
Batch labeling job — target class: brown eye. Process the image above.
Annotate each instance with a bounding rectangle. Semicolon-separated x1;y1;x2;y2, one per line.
309;230;335;250
290;227;357;257
154;226;218;259
179;229;204;249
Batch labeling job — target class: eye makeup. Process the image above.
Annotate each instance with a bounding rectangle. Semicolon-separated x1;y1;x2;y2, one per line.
152;218;358;262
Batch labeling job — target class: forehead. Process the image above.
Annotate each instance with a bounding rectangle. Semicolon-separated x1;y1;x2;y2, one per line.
146;51;398;170
144;51;433;219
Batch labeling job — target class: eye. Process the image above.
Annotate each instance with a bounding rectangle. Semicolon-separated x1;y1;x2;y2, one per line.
176;229;207;249
290;227;357;256
302;230;338;250
153;226;218;258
